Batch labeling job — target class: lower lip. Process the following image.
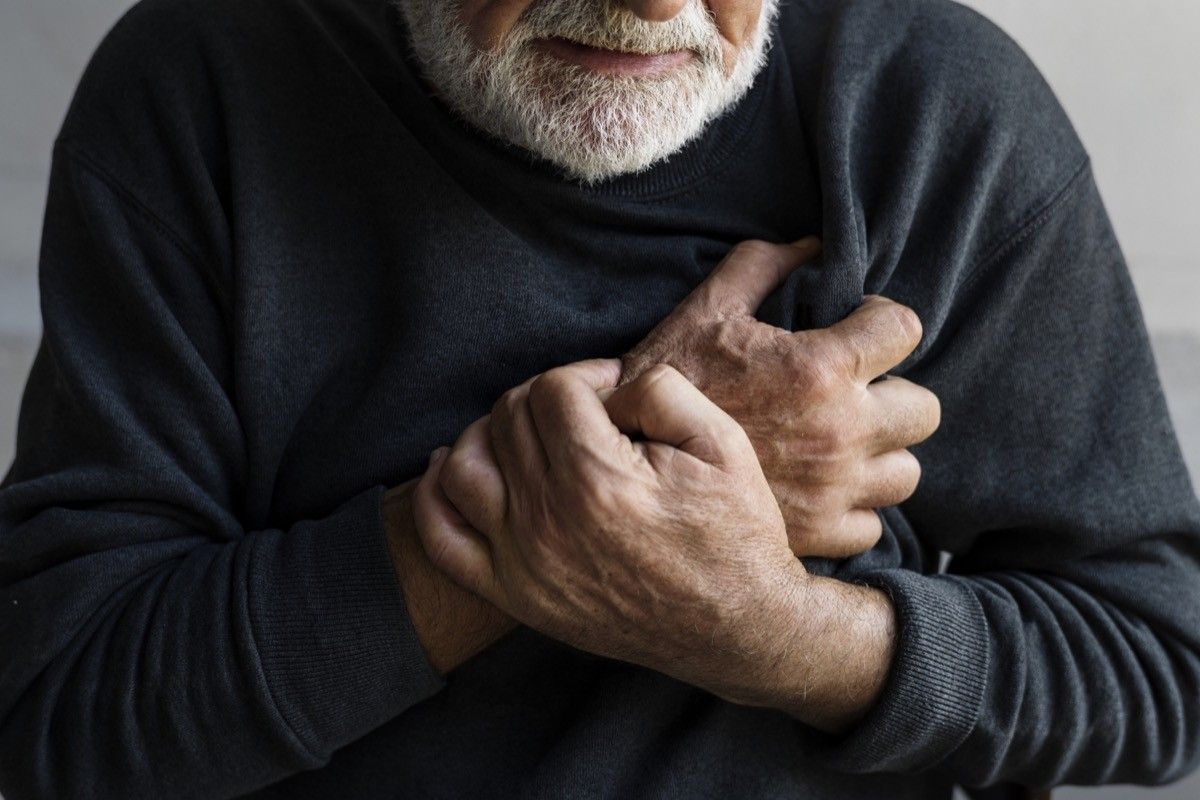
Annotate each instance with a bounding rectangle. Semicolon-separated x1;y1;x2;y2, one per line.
535;37;694;77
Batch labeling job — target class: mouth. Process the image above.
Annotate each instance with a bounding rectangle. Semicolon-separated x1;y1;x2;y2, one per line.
534;37;696;77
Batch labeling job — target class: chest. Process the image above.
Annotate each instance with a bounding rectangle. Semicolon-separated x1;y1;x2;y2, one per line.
229;154;821;526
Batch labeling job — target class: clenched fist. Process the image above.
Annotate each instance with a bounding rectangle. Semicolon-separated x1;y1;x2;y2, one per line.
622;238;941;559
413;359;808;705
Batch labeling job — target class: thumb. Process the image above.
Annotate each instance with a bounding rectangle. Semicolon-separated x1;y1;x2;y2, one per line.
603;364;741;465
691;236;820;316
561;358;622;392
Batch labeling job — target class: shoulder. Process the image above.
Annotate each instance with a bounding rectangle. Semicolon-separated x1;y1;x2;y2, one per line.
60;0;283;146
781;0;1085;167
54;0;386;262
846;0;1078;143
59;0;396;171
64;0;239;112
51;0;291;286
779;0;1090;276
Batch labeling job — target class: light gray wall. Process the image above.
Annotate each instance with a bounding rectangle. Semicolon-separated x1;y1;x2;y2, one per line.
0;1;132;339
1;2;1198;797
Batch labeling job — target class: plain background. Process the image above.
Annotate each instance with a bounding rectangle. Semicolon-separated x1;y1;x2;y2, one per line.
0;2;1197;798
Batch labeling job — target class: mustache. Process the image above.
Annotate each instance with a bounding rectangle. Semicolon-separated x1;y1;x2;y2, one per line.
513;0;721;58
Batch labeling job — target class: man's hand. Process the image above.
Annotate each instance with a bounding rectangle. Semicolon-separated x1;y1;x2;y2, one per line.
622;237;940;559
414;358;820;707
415;359;896;732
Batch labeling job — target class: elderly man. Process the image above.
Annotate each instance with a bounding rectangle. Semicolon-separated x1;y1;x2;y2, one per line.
1;0;1198;798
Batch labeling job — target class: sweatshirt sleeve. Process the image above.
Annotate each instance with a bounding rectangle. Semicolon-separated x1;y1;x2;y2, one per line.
777;2;1200;791
797;160;1200;792
0;145;446;800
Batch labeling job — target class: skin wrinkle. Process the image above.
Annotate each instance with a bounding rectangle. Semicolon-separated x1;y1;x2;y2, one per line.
620;251;934;557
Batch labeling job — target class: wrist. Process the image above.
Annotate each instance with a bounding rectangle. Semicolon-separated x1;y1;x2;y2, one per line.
688;558;809;708
725;567;897;733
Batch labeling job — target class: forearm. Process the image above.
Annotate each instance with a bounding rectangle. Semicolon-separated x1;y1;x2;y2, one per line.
728;570;898;734
0;487;445;798
383;482;517;674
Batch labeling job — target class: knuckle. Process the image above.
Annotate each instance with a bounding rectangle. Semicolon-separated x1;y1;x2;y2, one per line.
438;480;471;522
782;342;810;378
889;302;924;346
527;374;552;407
439;447;468;486
803;482;844;516
802;406;860;463
491;385;523;421
807;448;850;486
812;420;853;458
901;450;923;493
572;472;623;520
416;518;464;579
922;388;943;434
856;514;884;550
795;344;846;399
731;239;776;260
809;424;869;487
875;451;921;506
712;316;742;349
439;448;483;500
529;369;570;407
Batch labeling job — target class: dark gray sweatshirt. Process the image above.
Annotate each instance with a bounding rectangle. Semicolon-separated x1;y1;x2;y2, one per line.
1;0;1198;797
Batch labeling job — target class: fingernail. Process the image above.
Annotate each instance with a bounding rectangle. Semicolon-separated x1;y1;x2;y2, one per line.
430;447;447;465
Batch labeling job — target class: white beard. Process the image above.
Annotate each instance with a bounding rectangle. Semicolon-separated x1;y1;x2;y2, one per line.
394;0;779;184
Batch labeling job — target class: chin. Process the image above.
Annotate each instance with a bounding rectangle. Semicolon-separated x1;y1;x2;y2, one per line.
482;60;733;183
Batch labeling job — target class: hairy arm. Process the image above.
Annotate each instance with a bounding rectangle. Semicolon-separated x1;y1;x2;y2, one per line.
724;574;898;734
383;480;516;674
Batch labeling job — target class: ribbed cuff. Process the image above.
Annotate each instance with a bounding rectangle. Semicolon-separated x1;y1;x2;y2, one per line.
796;569;991;773
247;485;447;759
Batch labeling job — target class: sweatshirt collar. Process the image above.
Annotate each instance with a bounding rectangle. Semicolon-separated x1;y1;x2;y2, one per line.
387;5;777;204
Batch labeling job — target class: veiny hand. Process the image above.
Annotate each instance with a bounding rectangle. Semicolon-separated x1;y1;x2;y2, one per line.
412;359;807;704
621;238;941;559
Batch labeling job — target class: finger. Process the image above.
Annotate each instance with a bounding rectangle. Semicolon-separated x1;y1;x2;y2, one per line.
527;360;625;469
850;449;922;508
560;358;623;392
788;509;883;559
691;237;821;316
866;376;941;453
412;448;496;598
603;363;741;464
490;378;549;491
439;416;507;533
815;295;923;382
